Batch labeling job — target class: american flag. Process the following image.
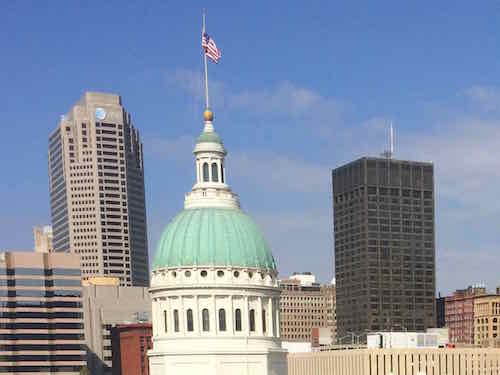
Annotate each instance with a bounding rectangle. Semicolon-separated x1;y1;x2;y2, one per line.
202;32;221;63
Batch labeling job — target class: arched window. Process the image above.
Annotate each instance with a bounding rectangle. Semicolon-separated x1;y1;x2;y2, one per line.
173;309;179;332
249;309;255;332
186;309;194;332
202;309;210;331
203;163;209;182
262;309;267;333
211;163;218;182
235;308;242;331
163;310;168;333
221;163;224;183
218;309;226;331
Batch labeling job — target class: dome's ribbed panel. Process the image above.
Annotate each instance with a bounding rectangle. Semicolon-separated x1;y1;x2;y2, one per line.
152;207;276;270
196;131;223;144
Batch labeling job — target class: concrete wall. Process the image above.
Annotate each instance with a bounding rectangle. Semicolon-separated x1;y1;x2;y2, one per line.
282;341;312;353
83;284;151;374
288;348;500;375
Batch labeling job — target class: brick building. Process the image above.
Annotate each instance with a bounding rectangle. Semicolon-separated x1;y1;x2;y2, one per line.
279;273;336;344
445;285;485;345
111;323;152;375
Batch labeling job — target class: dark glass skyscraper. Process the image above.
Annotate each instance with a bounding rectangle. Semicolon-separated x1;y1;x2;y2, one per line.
332;157;436;339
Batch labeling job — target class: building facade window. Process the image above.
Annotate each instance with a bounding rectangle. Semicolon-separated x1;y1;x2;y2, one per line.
211;163;218;182
186;309;194;332
173;310;179;332
163;310;167;333
218;309;226;331
202;308;210;331
262;309;267;333
221;163;224;183
235;308;242;331
203;163;209;182
249;309;255;332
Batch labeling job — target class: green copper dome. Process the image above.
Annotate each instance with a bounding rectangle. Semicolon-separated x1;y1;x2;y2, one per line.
153;207;276;271
196;131;223;145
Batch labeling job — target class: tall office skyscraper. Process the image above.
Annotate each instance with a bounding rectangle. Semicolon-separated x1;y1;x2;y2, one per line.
332;157;435;339
48;92;149;286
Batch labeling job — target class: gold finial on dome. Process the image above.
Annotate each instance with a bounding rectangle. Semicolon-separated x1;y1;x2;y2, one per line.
203;109;214;122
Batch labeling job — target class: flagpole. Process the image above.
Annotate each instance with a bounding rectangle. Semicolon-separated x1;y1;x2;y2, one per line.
202;11;210;110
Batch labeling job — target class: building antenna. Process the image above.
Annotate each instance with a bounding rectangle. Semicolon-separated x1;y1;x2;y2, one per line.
390;121;394;156
380;120;394;159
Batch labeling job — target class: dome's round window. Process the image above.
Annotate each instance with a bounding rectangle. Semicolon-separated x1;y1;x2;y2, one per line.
233;271;240;278
217;270;224;277
172;271;177;278
200;270;208;277
185;270;191;277
248;271;253;278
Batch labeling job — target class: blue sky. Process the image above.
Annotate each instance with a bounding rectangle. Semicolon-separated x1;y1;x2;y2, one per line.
1;2;500;294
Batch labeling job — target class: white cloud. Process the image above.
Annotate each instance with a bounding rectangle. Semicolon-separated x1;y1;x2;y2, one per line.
148;134;331;194
362;116;392;132
148;135;195;162
436;247;499;293
166;68;228;110
462;86;500;111
167;69;203;100
400;119;500;214
230;81;342;120
230;151;329;194
167;68;343;129
253;210;333;281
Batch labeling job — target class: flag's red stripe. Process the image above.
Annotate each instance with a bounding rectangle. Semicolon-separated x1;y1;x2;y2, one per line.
203;46;220;57
202;33;221;63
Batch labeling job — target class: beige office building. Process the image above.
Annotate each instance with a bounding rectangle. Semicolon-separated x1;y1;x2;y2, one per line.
288;348;500;375
34;225;54;253
0;251;85;374
48;92;149;286
279;273;336;345
82;282;151;375
474;294;500;347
